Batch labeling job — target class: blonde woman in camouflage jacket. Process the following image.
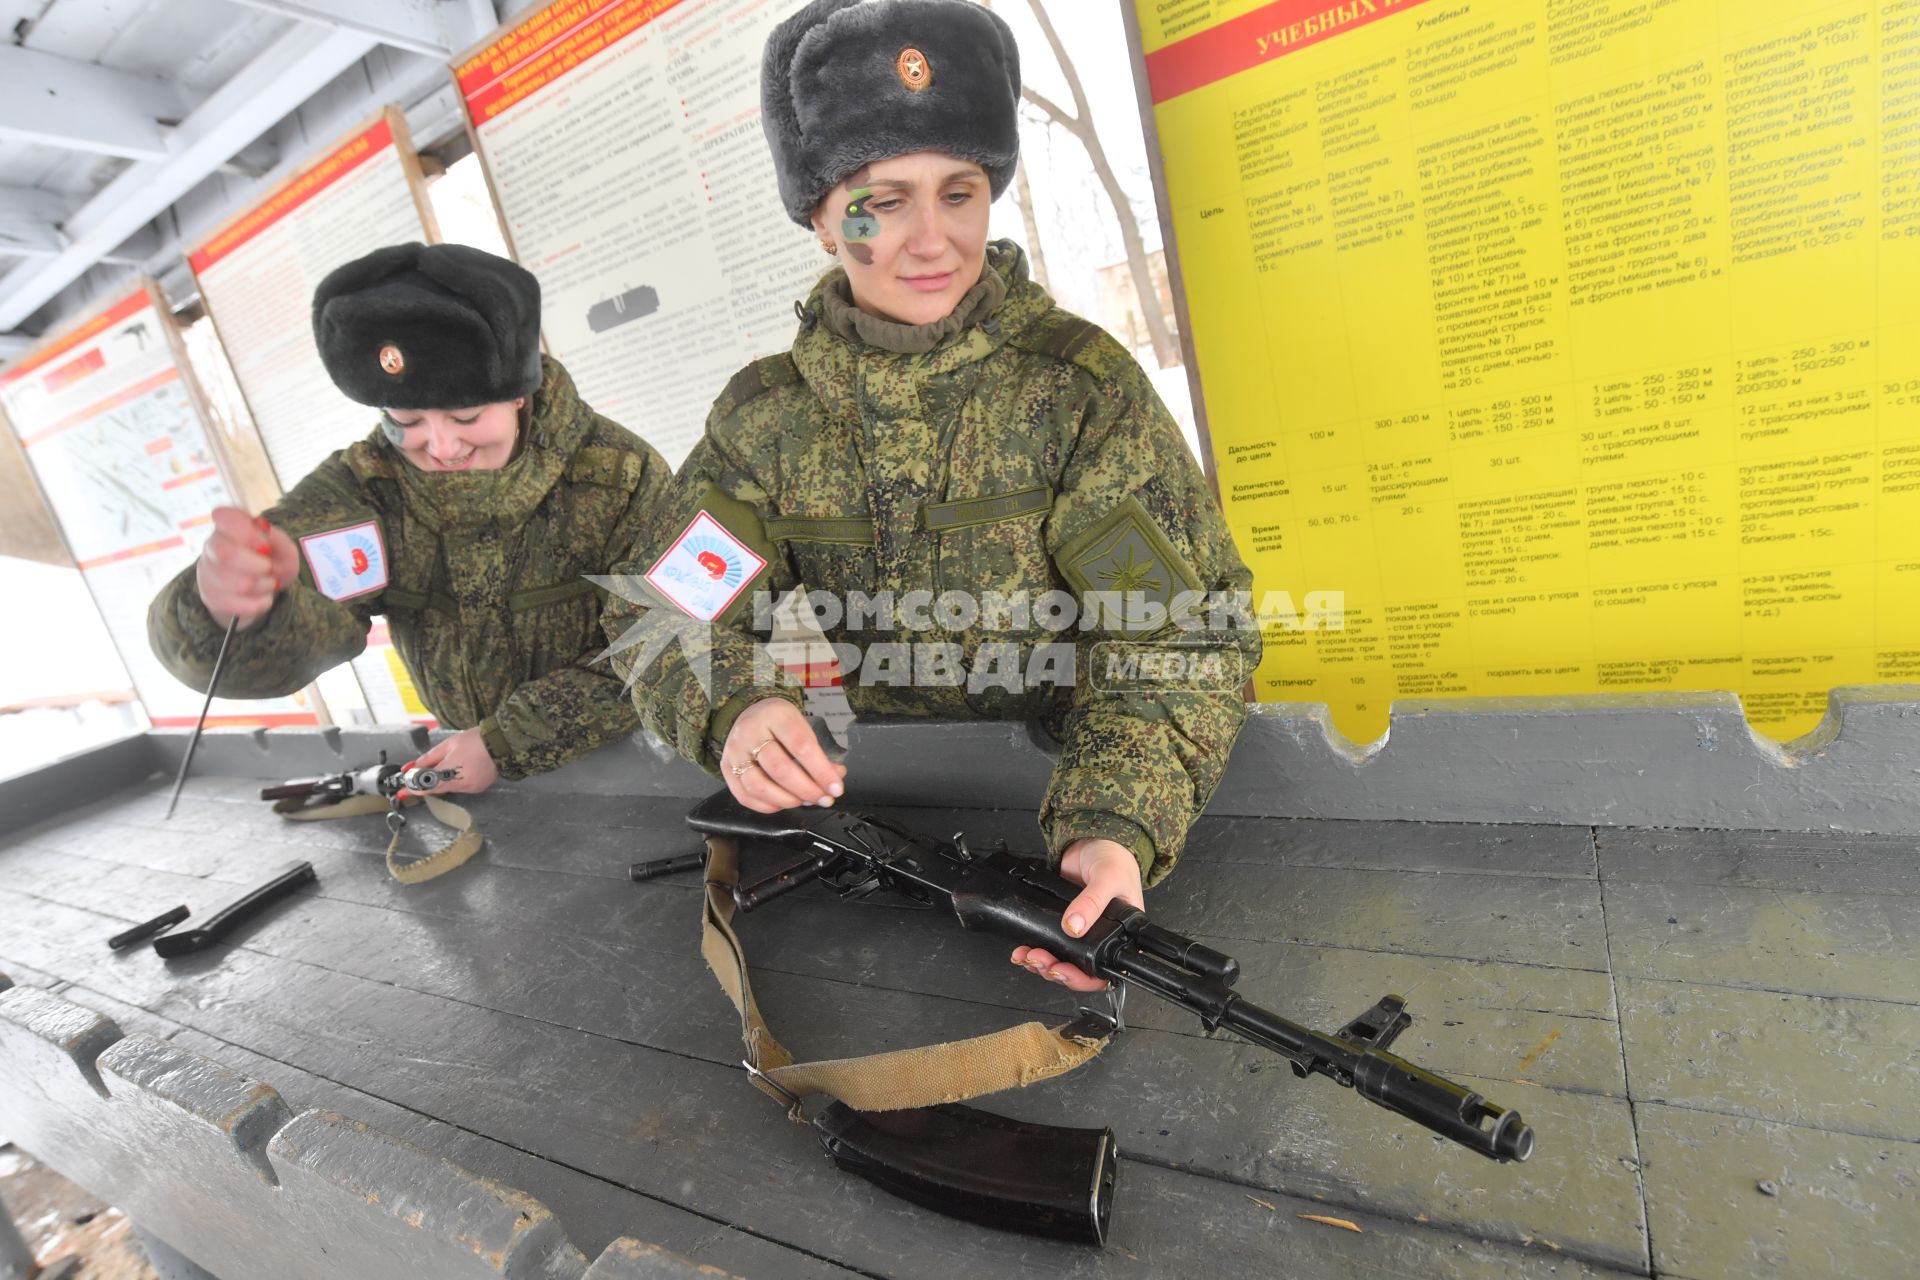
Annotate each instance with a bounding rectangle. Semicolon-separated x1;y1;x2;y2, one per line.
150;243;669;792
603;0;1258;988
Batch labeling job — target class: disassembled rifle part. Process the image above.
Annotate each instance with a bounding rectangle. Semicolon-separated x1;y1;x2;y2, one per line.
153;861;316;959
106;905;189;951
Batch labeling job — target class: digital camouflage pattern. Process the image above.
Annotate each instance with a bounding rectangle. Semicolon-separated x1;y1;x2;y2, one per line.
150;357;669;780
603;243;1258;883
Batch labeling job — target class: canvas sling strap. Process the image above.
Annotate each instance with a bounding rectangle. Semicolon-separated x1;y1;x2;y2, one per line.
273;792;483;884
698;833;1113;1120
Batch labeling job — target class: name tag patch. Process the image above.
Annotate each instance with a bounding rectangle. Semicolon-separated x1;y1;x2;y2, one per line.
646;510;767;622
300;520;388;601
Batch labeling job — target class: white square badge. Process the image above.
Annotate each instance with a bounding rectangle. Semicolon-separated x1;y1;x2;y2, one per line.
300;520;389;602
645;510;767;622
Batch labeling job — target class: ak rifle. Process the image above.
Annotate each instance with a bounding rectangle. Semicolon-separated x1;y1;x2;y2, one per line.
260;755;453;805
686;792;1535;1164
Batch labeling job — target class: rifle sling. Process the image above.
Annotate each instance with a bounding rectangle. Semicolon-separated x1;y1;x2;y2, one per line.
699;835;1111;1119
273;793;483;884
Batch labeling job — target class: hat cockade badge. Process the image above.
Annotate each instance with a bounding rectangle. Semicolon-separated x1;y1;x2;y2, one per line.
896;47;931;92
378;344;405;376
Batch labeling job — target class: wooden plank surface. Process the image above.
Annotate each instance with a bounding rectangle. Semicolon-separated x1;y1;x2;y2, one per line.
18;773;1919;1278
0;779;1649;1276
0;843;1647;1272
1634;1104;1919;1280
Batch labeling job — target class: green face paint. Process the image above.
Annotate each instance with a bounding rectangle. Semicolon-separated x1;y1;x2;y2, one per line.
841;190;878;265
840;164;879;265
378;411;410;447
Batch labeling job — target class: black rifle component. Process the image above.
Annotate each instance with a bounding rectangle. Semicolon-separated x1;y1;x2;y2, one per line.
153;862;316;959
260;759;451;804
687;792;1534;1164
107;905;189;951
628;850;708;882
814;1102;1117;1245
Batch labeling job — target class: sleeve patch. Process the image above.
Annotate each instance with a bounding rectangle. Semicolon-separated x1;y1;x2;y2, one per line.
645;510;769;622
299;520;388;601
1056;494;1202;615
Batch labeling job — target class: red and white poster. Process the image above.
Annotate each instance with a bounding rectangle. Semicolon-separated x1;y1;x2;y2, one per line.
456;0;825;466
190;109;436;486
0;285;318;728
190;108;438;727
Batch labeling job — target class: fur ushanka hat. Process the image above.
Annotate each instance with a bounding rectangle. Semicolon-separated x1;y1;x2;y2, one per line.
761;0;1023;226
311;242;543;409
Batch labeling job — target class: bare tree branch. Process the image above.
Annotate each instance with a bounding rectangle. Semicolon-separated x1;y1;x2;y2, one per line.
1018;0;1177;367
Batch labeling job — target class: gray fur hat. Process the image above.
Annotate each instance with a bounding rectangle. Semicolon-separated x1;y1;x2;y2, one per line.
311;242;543;409
762;0;1022;226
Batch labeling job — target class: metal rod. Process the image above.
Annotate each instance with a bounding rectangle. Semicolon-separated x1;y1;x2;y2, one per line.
164;614;238;820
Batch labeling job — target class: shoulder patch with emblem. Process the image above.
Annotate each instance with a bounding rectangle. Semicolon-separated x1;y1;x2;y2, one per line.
645;510;769;623
1056;493;1202;618
300;520;389;602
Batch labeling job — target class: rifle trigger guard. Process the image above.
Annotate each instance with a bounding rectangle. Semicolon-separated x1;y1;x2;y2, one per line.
1068;982;1127;1041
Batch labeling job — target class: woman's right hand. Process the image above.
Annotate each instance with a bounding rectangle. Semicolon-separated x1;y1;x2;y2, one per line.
722;697;846;812
195;506;299;630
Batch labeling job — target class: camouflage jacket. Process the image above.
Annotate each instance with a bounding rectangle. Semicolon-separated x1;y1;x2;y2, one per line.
150;357;669;780
604;244;1257;882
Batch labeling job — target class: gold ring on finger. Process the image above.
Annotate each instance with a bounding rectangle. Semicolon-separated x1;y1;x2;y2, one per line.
748;736;775;762
730;759;762;779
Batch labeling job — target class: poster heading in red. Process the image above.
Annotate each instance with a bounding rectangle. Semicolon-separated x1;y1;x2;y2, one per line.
1145;0;1434;103
457;0;689;124
188;117;396;273
0;288;148;386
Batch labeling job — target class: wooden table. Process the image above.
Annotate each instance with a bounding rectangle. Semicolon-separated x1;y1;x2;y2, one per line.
1;734;1915;1278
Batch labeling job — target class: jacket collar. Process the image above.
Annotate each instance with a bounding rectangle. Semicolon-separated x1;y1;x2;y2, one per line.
790;240;1054;422
393;356;591;531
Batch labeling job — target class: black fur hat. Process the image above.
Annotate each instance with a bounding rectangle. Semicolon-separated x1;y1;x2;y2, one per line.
762;0;1022;226
311;242;543;409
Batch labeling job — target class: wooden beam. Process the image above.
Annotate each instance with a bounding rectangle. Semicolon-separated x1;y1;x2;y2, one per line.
0;44;186;160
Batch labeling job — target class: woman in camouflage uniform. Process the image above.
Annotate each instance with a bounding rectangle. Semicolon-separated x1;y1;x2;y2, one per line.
604;0;1258;987
150;243;669;795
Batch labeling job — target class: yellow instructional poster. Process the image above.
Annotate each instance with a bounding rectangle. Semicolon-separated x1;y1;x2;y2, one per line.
1137;0;1920;744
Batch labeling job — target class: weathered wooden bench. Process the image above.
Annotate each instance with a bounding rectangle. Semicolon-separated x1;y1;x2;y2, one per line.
1;694;1916;1278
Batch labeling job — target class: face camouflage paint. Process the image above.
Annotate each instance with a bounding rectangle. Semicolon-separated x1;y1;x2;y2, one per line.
841;164;879;265
379;411;409;447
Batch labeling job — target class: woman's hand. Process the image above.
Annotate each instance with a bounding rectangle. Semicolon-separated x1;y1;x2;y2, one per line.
396;728;499;798
195;506;299;630
722;697;845;812
1010;838;1145;992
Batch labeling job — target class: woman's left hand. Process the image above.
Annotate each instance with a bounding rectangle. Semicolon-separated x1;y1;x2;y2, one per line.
1010;837;1145;992
396;728;499;799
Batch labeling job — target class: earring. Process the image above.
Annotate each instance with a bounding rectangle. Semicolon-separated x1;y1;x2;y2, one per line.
820;240;838;256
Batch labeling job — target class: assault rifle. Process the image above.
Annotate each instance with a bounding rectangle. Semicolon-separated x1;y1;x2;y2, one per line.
259;754;454;804
686;792;1535;1165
